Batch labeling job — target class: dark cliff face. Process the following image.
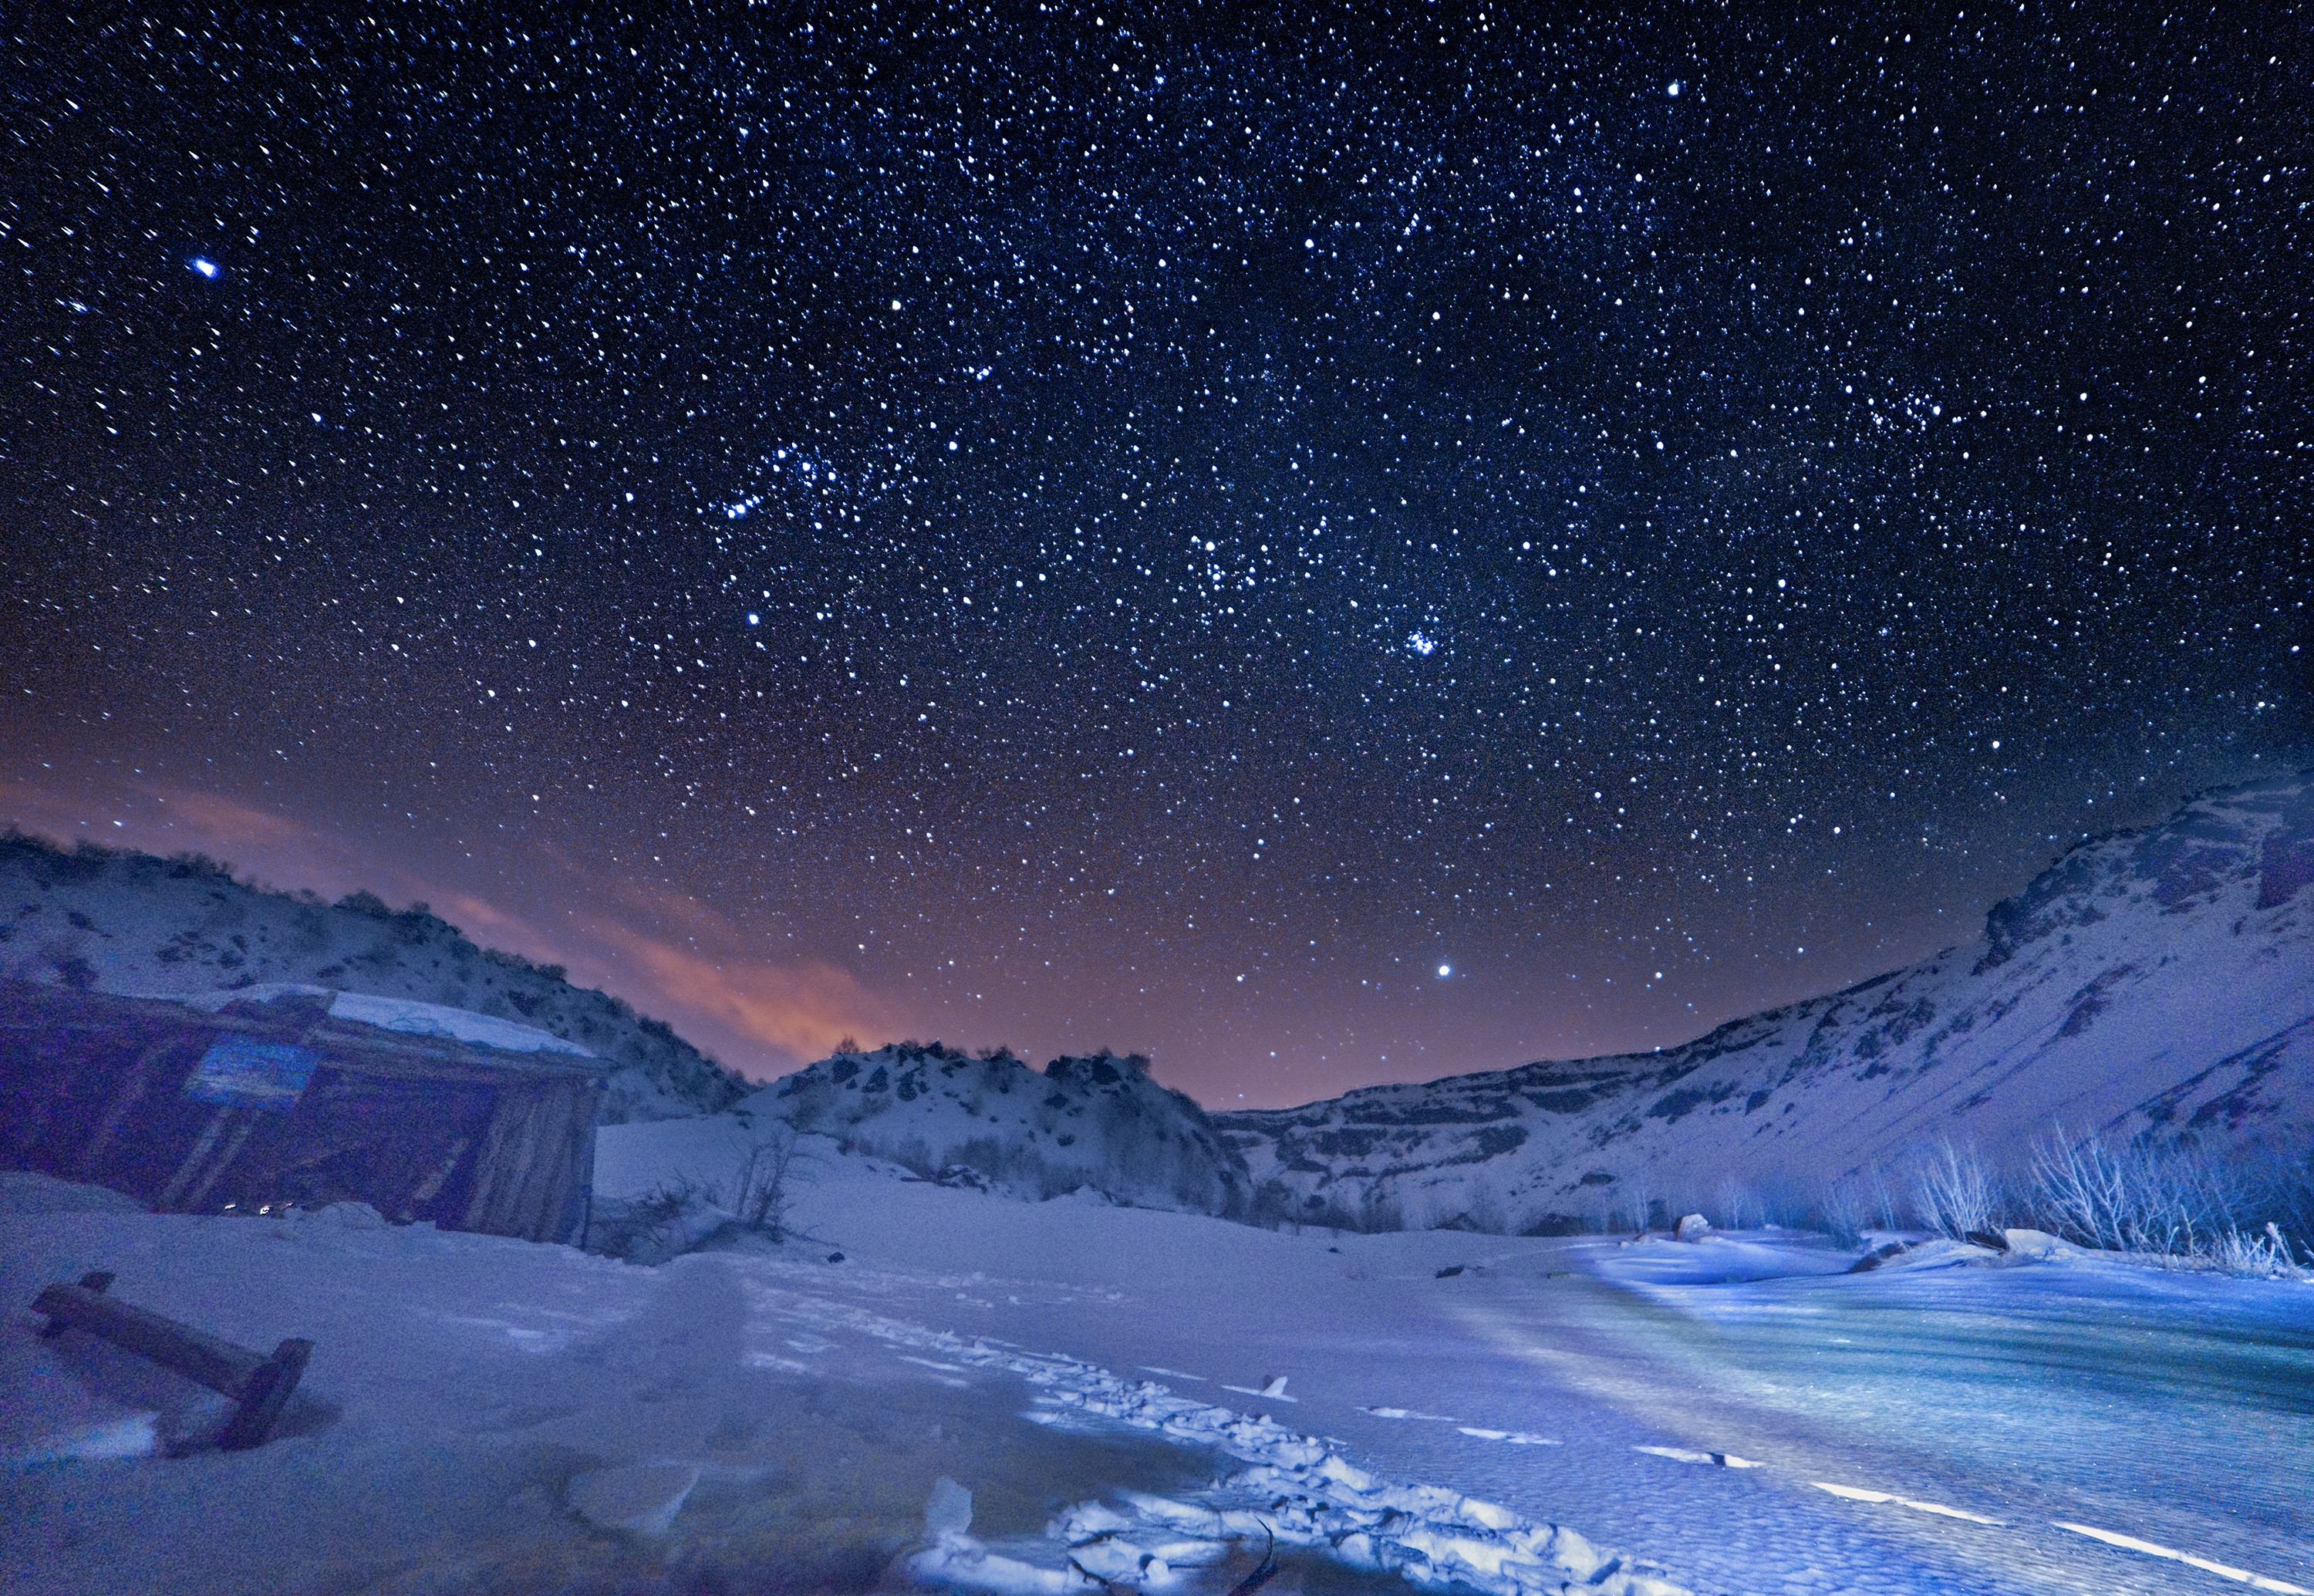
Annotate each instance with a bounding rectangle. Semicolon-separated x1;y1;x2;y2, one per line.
1215;771;2314;1234
0;835;747;1122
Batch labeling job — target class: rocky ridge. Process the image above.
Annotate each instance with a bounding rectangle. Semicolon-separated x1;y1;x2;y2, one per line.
1214;771;2314;1233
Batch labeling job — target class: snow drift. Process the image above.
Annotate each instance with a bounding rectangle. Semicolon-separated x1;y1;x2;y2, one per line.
1216;770;2314;1233
0;835;746;1122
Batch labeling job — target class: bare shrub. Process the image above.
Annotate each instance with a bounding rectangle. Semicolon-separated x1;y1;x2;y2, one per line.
2028;1124;2235;1258
1713;1176;1763;1232
2022;1124;2314;1270
730;1125;809;1241
1815;1177;1874;1247
1911;1139;2001;1239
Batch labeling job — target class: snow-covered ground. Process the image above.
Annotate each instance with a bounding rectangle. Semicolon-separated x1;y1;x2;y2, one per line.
7;1149;2312;1596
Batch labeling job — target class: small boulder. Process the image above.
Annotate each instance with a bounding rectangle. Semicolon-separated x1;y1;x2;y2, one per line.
568;1462;700;1537
1674;1213;1712;1243
1848;1240;1908;1273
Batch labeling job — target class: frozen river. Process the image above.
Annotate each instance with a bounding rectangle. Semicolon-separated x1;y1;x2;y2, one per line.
8;1160;2312;1595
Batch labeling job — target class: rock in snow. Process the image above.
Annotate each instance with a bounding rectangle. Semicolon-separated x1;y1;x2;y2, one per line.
566;1461;701;1537
1217;771;2314;1233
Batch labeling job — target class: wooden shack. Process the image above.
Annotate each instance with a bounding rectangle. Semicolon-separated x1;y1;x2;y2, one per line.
0;980;607;1244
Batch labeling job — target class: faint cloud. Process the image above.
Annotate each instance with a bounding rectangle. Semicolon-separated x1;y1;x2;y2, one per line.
582;919;896;1076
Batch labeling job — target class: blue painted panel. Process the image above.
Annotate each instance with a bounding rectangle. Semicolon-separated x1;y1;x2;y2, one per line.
183;1036;319;1111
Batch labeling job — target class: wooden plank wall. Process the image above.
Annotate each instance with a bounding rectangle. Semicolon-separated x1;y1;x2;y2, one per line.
0;982;605;1244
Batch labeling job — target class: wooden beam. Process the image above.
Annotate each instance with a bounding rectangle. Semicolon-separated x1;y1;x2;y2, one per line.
30;1273;312;1451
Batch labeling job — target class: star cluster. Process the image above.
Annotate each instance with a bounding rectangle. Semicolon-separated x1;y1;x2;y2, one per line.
3;4;2306;1104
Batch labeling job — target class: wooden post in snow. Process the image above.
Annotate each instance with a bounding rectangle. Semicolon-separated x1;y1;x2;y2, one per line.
32;1272;312;1451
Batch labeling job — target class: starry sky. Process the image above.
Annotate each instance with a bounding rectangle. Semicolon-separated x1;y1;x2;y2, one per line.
3;4;2306;1107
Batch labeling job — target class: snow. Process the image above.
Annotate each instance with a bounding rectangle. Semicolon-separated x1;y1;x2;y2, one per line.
167;984;597;1058
9;1147;2313;1596
326;990;596;1056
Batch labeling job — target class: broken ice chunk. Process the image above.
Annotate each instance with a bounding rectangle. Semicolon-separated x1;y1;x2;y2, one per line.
927;1475;974;1539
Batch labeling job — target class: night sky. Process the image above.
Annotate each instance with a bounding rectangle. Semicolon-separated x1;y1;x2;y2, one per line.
4;5;2306;1107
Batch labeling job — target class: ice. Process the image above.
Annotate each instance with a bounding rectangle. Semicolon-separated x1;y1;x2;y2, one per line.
927;1474;976;1537
1809;1481;2004;1526
906;1534;1100;1595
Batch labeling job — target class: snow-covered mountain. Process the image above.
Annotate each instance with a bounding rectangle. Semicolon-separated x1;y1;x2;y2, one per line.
1216;771;2314;1234
0;835;747;1122
766;1041;1253;1215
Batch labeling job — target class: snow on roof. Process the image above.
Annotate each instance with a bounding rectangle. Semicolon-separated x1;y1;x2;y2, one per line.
164;984;593;1059
326;993;594;1058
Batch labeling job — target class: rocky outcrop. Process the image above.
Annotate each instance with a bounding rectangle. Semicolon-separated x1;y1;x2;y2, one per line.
1217;771;2314;1233
768;1041;1252;1215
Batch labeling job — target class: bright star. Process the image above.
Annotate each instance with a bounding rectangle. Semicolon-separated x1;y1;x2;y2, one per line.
190;257;219;278
1437;963;1452;978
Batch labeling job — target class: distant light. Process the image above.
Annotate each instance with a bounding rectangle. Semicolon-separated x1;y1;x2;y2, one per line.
190;257;218;278
1407;629;1436;656
746;612;760;626
1437;963;1451;978
1667;80;1683;97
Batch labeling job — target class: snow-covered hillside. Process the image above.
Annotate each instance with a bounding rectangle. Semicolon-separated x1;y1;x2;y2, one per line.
1216;771;2314;1234
759;1042;1254;1215
0;836;747;1122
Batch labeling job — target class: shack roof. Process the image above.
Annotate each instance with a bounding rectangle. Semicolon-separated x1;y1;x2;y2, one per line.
0;980;610;1088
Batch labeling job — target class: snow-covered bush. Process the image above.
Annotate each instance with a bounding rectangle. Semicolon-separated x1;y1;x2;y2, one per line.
592;1175;725;1263
2212;1223;2302;1280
